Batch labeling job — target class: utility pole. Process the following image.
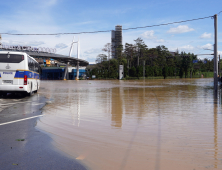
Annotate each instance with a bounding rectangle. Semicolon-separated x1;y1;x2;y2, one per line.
174;57;176;79
127;59;129;77
143;60;145;79
219;55;221;79
214;14;218;91
137;48;140;67
190;58;193;79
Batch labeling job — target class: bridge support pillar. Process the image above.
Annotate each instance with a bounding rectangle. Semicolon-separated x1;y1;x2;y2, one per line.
63;62;69;80
76;61;79;80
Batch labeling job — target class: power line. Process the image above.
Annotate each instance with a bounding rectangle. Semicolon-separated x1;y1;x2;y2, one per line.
122;16;213;30
0;15;213;36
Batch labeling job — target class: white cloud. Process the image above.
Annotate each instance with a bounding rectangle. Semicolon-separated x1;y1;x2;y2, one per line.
167;25;194;34
75;21;98;26
2;40;24;46
28;41;45;46
155;39;165;43
200;43;213;50
141;30;156;39
200;32;212;39
1;40;45;46
168;47;178;52
168;45;197;54
55;43;68;49
84;48;102;54
141;31;165;44
47;0;57;6
6;30;19;34
180;45;194;51
39;0;58;7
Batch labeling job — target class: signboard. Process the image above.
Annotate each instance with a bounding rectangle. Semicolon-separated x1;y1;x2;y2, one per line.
92;75;96;79
0;44;56;54
46;60;51;65
204;60;207;64
193;60;198;63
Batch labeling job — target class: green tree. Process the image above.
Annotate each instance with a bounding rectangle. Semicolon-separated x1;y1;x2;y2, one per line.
134;38;147;67
109;59;118;78
162;66;168;79
136;66;143;77
129;66;137;77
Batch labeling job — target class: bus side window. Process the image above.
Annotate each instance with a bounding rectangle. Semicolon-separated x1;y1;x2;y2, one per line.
28;58;34;71
29;59;32;71
34;62;39;73
28;57;31;70
32;60;34;71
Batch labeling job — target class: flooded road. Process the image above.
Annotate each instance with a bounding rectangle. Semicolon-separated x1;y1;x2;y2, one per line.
37;78;222;170
0;94;86;170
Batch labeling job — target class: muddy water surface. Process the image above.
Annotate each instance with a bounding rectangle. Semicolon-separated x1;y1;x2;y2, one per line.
37;79;222;170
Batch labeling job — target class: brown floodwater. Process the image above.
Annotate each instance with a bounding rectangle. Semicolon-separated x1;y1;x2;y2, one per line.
37;78;222;170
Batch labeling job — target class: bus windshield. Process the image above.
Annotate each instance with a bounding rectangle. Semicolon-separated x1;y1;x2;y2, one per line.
0;54;24;63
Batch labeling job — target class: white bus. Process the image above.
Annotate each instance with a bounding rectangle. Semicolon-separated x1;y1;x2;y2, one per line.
0;51;40;96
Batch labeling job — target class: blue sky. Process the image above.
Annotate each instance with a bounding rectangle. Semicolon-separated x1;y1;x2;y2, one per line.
0;0;221;63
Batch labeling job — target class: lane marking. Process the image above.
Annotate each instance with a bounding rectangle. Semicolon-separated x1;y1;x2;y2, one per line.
0;115;43;126
0;102;30;105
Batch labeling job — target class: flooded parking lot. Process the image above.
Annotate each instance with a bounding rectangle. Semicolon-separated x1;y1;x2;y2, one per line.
37;78;222;170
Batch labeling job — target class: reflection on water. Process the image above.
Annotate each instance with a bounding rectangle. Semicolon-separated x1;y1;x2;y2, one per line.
111;88;123;128
214;106;218;169
214;90;220;169
37;79;222;170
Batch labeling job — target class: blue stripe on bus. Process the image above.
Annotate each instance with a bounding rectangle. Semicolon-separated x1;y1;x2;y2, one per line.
14;71;39;79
